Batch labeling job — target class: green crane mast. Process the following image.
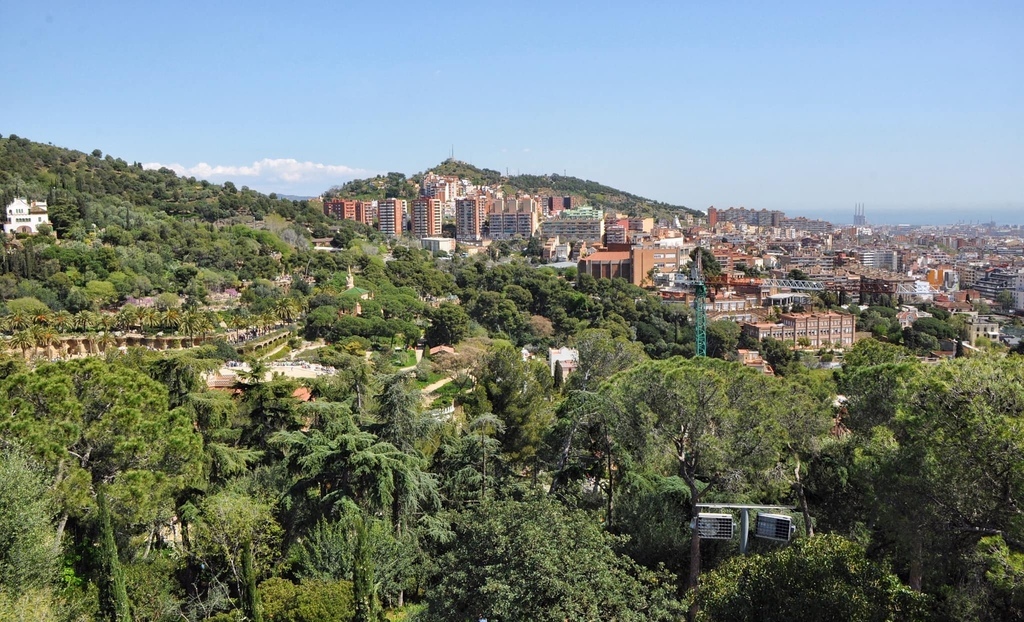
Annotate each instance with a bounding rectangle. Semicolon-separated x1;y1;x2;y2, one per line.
692;250;707;357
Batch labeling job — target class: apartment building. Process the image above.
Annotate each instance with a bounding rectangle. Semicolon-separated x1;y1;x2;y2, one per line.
456;197;488;242
539;206;605;243
323;199;375;225
605;222;627;244
323;198;356;220
858;249;899;272
411;197;443;239
377;198;406;236
972;267;1024;306
355;201;376;226
713;207;784;228
489;197;539;239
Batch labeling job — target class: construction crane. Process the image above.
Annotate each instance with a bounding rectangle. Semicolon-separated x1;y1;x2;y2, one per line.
692;249;708;357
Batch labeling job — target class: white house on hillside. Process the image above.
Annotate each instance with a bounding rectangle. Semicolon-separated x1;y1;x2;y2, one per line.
4;197;50;234
548;346;579;377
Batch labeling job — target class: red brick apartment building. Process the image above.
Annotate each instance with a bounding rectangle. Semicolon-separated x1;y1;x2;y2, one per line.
324;198;356;220
324;199;374;225
411;197;443;239
742;311;855;347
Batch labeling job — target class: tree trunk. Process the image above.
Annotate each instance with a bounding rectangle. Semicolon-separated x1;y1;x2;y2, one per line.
687;499;702;591
793;455;814;537
606;440;614;527
681;463;703;622
687;495;702;622
909;535;923;591
55;512;69;552
549;415;584;494
481;435;487;502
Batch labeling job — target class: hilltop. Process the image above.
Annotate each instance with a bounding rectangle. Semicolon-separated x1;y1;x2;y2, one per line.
329;158;702;220
0;134;351;315
0;133;327;232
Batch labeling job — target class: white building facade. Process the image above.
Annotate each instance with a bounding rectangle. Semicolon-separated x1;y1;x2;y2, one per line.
4;198;50;234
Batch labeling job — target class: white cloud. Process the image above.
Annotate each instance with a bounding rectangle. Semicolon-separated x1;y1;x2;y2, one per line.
142;158;368;191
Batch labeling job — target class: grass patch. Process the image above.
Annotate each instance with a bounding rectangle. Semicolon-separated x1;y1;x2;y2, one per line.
413;371;445;389
389;348;417;368
264;345;292;362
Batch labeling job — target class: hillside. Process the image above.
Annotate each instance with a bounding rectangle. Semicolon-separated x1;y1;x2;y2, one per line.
329;158;702;220
0;134;356;315
504;172;700;219
0;134;326;229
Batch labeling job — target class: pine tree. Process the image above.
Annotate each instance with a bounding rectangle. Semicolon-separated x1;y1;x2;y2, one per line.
352;516;384;622
242;539;263;622
96;487;131;621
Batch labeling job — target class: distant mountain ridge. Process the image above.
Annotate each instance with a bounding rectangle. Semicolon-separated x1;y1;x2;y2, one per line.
330;159;702;220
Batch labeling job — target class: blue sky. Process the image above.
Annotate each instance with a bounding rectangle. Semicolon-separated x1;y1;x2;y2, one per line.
2;1;1022;223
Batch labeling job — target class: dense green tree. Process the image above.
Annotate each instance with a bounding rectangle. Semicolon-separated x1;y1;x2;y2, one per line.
260;577;354;622
422;498;684;621
372;372;425;453
607;358;786;594
706;320;740;359
693;534;929;621
273;406;437;528
0;359;203;541
424;302;469;346
476;341;553;464
759;336;795;375
0;444;58;595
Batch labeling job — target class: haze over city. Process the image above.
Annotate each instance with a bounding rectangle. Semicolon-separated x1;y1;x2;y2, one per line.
2;1;1022;223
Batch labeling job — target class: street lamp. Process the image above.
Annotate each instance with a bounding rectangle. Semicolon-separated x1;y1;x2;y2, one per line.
693;513;734;540
694;504;798;554
755;513;797;542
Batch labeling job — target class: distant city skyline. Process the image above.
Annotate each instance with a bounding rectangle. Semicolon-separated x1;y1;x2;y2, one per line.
2;1;1021;221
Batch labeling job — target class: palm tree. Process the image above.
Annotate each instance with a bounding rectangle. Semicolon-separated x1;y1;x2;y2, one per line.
116;305;139;331
139;307;159;333
73;311;95;333
195;312;214;344
178;310;212;346
9;330;34;360
97;313;117;333
256;313;274;336
228;312;250;342
31;326;59;360
274;297;301;323
95;331;117;353
51;310;73;334
8;312;30;332
32;311;51;327
162;308;182;331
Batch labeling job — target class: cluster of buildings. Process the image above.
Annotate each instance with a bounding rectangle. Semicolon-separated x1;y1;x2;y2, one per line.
321;175;1024;351
321;169;684;254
